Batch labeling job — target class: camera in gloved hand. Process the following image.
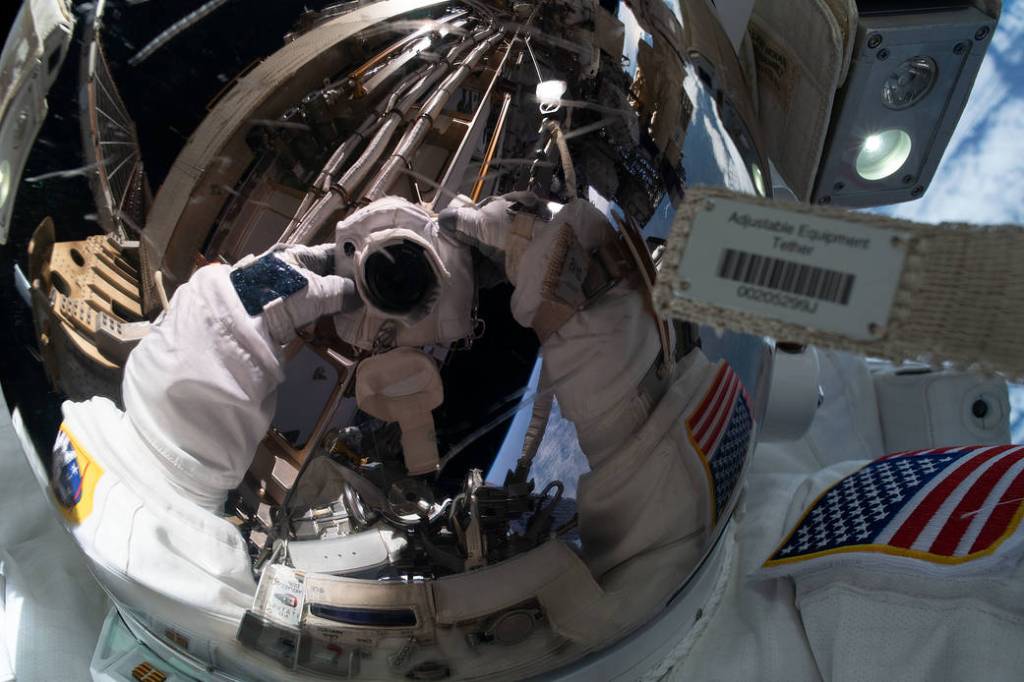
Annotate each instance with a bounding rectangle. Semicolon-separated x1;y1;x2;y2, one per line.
331;197;477;350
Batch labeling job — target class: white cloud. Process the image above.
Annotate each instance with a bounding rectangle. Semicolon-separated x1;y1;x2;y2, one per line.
939;55;1008;165
887;94;1024;225
992;1;1024;65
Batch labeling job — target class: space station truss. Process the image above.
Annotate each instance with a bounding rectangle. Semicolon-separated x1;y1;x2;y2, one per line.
79;7;151;241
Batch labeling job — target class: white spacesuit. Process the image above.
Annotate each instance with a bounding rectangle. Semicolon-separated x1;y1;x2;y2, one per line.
53;244;356;633
43;192;1024;681
54;196;723;656
443;197;1024;681
0;0;1016;677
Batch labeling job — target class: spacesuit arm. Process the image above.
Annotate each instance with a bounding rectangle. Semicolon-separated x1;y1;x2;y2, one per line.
440;196;664;459
121;244;356;510
440;198;712;592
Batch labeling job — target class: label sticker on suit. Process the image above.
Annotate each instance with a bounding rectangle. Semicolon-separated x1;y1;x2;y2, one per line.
677;199;907;340
264;567;305;627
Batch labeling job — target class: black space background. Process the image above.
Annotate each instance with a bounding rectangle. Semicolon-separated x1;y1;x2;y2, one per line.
0;0;321;460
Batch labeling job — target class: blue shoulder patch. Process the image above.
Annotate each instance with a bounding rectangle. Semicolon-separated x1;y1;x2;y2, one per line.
230;254;308;316
52;430;83;508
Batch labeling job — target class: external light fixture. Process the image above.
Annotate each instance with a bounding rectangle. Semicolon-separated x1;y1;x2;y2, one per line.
856;129;913;181
810;3;997;207
535;80;567;114
525;36;565;114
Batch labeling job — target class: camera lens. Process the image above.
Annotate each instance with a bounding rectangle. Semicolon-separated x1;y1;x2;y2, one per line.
362;240;437;315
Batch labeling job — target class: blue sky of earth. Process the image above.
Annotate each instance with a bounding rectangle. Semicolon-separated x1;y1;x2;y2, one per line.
488;1;1024;486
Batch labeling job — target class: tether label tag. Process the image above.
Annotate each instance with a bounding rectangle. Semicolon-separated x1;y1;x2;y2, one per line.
674;196;908;340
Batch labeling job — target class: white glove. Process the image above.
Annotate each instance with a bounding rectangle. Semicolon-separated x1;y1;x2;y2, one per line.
122;243;358;509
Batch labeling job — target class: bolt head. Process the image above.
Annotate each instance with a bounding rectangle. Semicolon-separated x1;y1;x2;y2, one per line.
867;34;883;49
975;26;990;41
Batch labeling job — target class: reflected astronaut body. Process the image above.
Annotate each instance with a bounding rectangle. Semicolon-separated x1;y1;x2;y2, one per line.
56;194;748;680
0;0;1021;680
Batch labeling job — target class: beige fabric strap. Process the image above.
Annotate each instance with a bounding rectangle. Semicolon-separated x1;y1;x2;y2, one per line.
747;0;846;200
532;298;580;344
654;188;1024;379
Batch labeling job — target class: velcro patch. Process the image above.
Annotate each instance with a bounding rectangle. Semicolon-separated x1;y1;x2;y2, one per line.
230;254;308;316
761;446;1024;578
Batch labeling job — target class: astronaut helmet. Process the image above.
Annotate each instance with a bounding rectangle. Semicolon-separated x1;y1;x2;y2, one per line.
3;0;783;679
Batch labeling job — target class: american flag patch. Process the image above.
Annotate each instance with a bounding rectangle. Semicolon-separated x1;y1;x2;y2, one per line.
763;445;1024;575
685;362;754;523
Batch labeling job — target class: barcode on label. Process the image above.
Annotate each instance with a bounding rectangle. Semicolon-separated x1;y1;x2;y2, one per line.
717;248;856;305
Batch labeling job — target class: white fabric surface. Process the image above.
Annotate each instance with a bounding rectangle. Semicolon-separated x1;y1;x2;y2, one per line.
9;248;353;673
669;352;1024;681
123;263;285;510
60;398;256;627
0;394;107;682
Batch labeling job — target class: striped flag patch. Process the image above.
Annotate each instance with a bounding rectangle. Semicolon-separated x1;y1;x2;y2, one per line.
762;445;1024;575
685;362;754;524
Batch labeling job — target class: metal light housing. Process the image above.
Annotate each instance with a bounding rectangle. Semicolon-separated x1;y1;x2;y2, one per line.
811;4;997;207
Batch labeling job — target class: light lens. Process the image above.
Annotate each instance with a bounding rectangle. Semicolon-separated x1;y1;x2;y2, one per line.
856;129;912;181
882;57;938;111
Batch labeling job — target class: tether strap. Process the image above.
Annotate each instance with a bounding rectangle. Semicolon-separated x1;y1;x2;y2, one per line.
655;188;1024;379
